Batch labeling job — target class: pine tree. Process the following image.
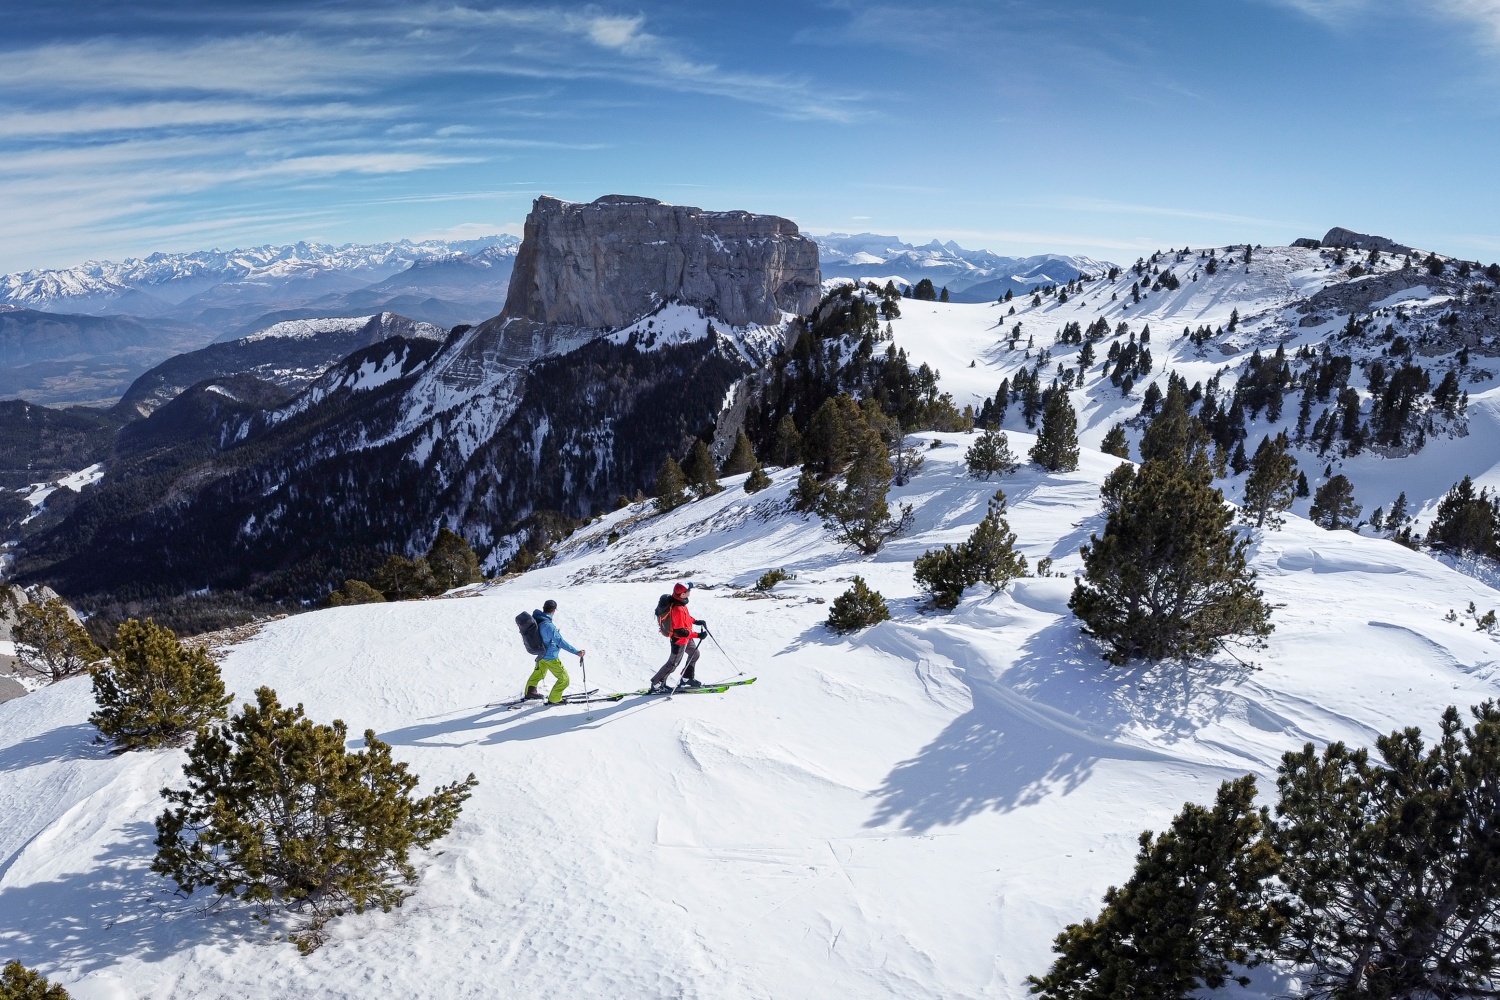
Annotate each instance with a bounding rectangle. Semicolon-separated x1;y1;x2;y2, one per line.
327;579;388;607
0;962;70;1000
1100;424;1130;459
1028;776;1282;1000
1271;703;1500;999
917;490;1029;609
1241;433;1299;529
12;597;103;684
1296;471;1310;498
154;686;477;954
653;454;689;513
744;464;772;494
1031;390;1080;472
803;397;853;475
1387;490;1410;529
826;576;890;633
816;429;913;554
772;414;802;466
721;430;758;477
789;466;826;513
1070;450;1273;664
967;489;1029;588
425;528;481;591
1140;379;1210;464
1229;440;1249;475
90;618;233;751
682;439;723;497
1308;475;1360;531
939;286;950;302
371;554;442;600
1427;476;1498;556
965;428;1020;479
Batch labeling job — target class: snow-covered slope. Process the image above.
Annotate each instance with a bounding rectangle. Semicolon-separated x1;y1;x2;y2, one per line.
862;243;1498;530
7;425;1500;997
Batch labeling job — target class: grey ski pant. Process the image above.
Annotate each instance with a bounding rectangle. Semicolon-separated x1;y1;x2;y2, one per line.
651;639;700;685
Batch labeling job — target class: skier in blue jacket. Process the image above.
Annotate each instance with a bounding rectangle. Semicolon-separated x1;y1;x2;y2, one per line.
524;599;586;704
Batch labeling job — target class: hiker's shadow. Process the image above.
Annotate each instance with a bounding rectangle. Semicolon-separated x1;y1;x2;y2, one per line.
0;821;242;973
376;699;643;749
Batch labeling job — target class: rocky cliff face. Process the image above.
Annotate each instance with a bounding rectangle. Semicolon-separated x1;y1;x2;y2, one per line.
507;194;819;329
426;195;820;385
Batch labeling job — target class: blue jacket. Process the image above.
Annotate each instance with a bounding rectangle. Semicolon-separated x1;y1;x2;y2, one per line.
533;611;580;660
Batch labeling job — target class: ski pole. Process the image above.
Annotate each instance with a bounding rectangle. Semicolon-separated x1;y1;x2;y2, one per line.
580;652;591;719
703;627;744;677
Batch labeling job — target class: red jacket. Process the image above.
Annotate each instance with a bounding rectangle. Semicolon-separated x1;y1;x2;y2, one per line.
666;601;699;646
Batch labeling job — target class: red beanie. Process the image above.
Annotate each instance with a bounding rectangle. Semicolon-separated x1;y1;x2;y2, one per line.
672;583;689;598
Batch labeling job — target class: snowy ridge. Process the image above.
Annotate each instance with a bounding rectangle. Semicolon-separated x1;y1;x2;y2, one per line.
6;429;1500;997
814;231;1112;296
0;237;520;313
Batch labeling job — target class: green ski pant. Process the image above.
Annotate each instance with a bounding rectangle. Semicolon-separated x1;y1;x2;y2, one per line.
526;658;570;703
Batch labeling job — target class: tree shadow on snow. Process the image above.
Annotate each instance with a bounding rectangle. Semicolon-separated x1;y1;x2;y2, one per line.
865;617;1249;833
0;820;243;973
0;724;106;773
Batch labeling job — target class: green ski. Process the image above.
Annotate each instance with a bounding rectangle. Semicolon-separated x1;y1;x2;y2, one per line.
601;677;757;701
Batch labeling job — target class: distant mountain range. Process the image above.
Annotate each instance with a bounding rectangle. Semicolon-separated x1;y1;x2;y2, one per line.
0;237;518;405
811;232;1112;301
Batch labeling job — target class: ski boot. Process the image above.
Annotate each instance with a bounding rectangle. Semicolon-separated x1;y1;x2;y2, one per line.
524;686;545;701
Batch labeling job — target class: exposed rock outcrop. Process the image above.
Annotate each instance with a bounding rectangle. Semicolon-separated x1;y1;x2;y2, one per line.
428;195;821;384
1318;227;1414;256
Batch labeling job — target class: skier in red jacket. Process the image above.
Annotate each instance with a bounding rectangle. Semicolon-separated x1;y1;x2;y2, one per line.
649;582;705;693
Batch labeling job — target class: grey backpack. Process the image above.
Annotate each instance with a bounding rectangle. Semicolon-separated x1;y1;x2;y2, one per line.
516;611;545;656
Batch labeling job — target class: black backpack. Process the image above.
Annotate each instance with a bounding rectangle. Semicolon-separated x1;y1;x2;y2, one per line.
516;611;545;656
654;594;674;637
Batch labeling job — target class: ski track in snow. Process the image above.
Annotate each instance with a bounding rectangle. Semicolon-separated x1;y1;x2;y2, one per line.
9;257;1500;995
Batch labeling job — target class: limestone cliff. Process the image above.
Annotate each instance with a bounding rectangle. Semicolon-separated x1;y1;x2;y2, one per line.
426;195;820;385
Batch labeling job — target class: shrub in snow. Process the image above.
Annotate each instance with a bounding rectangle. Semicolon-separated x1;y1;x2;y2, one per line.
1070;447;1272;665
914;490;1027;610
327;579;387;607
653;454;689;513
425;527;481;591
816;428;913;555
89;618;232;751
1030;390;1079;472
755;568;795;592
1027;775;1280;1000
0;961;70;999
1035;703;1500;1000
1271;702;1500;998
964;429;1019;479
154;686;477;954
12;597;103;684
827;577;889;633
371;554;443;600
1308;475;1361;532
743;464;772;494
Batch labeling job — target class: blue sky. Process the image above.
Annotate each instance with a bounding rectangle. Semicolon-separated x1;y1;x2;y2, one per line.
2;0;1498;271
